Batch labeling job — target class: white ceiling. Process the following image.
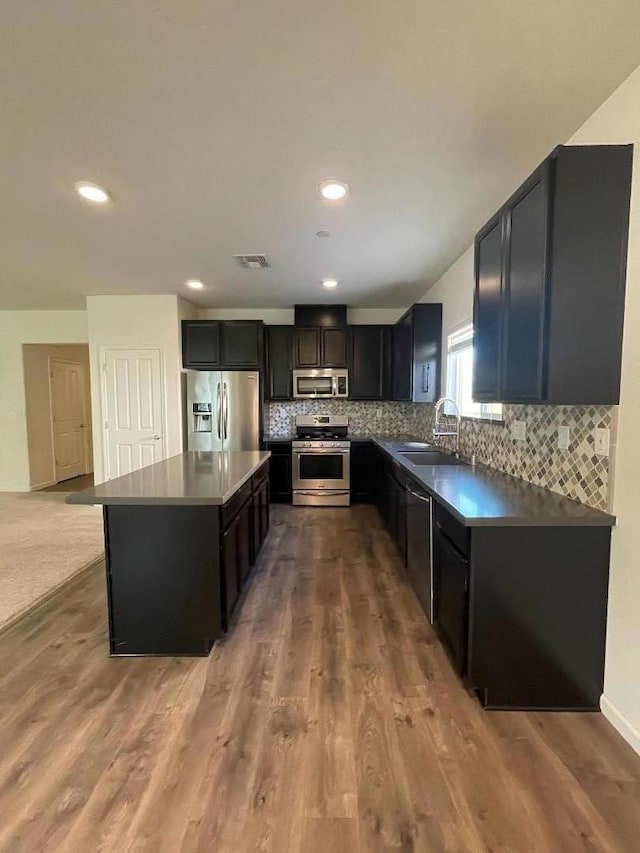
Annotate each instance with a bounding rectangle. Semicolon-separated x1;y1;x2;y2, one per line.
1;1;640;310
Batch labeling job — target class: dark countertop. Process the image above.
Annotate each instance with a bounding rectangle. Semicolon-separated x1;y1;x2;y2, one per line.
262;435;293;443
66;451;271;506
370;436;615;528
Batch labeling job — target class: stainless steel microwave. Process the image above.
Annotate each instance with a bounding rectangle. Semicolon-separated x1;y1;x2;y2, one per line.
292;369;349;399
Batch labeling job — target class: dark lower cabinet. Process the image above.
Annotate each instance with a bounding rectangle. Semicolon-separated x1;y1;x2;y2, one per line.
433;520;469;675
371;443;612;710
265;442;292;502
350;441;376;502
104;461;271;655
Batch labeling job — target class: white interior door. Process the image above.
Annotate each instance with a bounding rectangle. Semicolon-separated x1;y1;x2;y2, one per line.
50;359;88;482
103;348;165;479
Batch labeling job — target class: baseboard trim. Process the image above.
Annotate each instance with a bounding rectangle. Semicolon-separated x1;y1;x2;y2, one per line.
31;480;57;491
0;556;103;637
601;694;640;756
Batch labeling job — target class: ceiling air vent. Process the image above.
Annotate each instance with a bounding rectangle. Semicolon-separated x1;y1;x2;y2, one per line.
233;254;271;269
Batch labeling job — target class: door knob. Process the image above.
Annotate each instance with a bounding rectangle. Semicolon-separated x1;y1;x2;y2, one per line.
153;435;161;440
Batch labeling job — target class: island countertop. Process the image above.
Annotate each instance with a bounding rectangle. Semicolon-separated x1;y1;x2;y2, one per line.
66;450;271;506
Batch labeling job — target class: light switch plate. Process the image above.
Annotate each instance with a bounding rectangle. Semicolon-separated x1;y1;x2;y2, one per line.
557;425;570;450
594;427;610;457
511;420;526;441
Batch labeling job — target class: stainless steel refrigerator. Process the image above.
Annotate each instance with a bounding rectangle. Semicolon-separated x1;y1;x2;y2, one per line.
186;371;260;451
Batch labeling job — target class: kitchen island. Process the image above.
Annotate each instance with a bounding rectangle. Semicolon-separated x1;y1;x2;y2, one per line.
68;450;271;656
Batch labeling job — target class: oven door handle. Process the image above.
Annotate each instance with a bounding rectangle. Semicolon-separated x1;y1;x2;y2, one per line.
292;449;351;455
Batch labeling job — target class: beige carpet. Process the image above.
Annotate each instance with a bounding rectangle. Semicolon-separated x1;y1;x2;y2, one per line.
0;490;104;631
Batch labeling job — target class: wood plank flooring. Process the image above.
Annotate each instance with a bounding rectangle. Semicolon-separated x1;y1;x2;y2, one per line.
1;505;639;852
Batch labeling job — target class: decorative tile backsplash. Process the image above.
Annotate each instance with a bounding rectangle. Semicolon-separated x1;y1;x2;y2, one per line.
412;404;614;512
265;401;615;511
266;400;417;437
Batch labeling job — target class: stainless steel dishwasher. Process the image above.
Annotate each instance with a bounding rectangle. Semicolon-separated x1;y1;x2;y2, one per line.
406;480;433;623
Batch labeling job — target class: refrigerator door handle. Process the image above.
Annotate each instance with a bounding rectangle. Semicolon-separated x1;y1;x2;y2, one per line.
223;382;229;440
216;382;222;439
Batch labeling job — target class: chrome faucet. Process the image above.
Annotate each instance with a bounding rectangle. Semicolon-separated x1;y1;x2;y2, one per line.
433;397;461;457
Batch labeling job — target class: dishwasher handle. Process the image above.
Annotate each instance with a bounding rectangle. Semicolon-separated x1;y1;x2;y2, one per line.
406;486;431;504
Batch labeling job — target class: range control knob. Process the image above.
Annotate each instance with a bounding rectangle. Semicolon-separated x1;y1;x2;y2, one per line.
305;441;312;448
331;442;337;447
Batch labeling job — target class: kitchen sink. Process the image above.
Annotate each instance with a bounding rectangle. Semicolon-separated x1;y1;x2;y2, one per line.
401;451;461;466
385;441;435;452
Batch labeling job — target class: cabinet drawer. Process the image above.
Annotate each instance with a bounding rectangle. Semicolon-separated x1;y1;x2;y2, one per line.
434;502;469;556
221;480;253;528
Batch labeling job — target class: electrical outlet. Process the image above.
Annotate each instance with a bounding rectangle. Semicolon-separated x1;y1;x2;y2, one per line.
375;409;382;418
594;427;610;457
557;425;570;450
511;420;526;441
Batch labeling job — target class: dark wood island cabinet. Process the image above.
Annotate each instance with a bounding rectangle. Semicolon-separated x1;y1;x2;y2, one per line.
68;451;271;655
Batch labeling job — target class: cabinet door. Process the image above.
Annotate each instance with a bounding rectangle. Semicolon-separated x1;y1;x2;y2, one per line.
182;321;221;368
221;515;240;623
350;327;385;400
266;326;294;399
473;217;504;400
221;321;262;368
267;449;292;502
321;328;348;367
392;312;413;401
237;499;252;583
294;328;321;367
433;525;469;675
412;304;442;404
350;441;375;502
502;167;550;400
260;479;270;544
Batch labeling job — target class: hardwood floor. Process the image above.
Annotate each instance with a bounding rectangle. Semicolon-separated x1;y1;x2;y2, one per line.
1;505;639;852
42;473;94;493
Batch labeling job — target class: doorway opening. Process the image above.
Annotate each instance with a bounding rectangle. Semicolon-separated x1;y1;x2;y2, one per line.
23;344;94;490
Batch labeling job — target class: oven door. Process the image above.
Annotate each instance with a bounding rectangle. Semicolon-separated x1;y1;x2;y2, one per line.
292;448;350;490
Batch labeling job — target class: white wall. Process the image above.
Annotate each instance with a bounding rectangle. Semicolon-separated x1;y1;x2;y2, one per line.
419;247;475;389
87;295;186;484
0;311;88;491
565;66;640;753
198;307;405;324
420;65;640;754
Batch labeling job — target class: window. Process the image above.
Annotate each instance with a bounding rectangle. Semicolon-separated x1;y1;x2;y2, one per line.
445;324;503;421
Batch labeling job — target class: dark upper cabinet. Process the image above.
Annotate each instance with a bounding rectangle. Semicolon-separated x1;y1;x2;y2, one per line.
294;327;321;366
392;304;442;402
182;321;221;368
293;326;348;368
182;320;263;370
473;144;633;405
473;217;504;400
266;326;294;400
350;326;390;400
322;327;348;367
221;321;263;368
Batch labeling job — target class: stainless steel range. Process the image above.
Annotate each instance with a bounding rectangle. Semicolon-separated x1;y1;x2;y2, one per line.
292;415;350;507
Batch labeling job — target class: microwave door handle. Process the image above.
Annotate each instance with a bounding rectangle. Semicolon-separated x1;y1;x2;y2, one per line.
332;375;338;397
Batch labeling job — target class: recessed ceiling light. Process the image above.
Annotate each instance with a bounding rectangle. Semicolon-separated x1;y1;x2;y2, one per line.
322;279;338;289
186;279;204;290
74;181;110;203
316;230;331;238
318;180;349;201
